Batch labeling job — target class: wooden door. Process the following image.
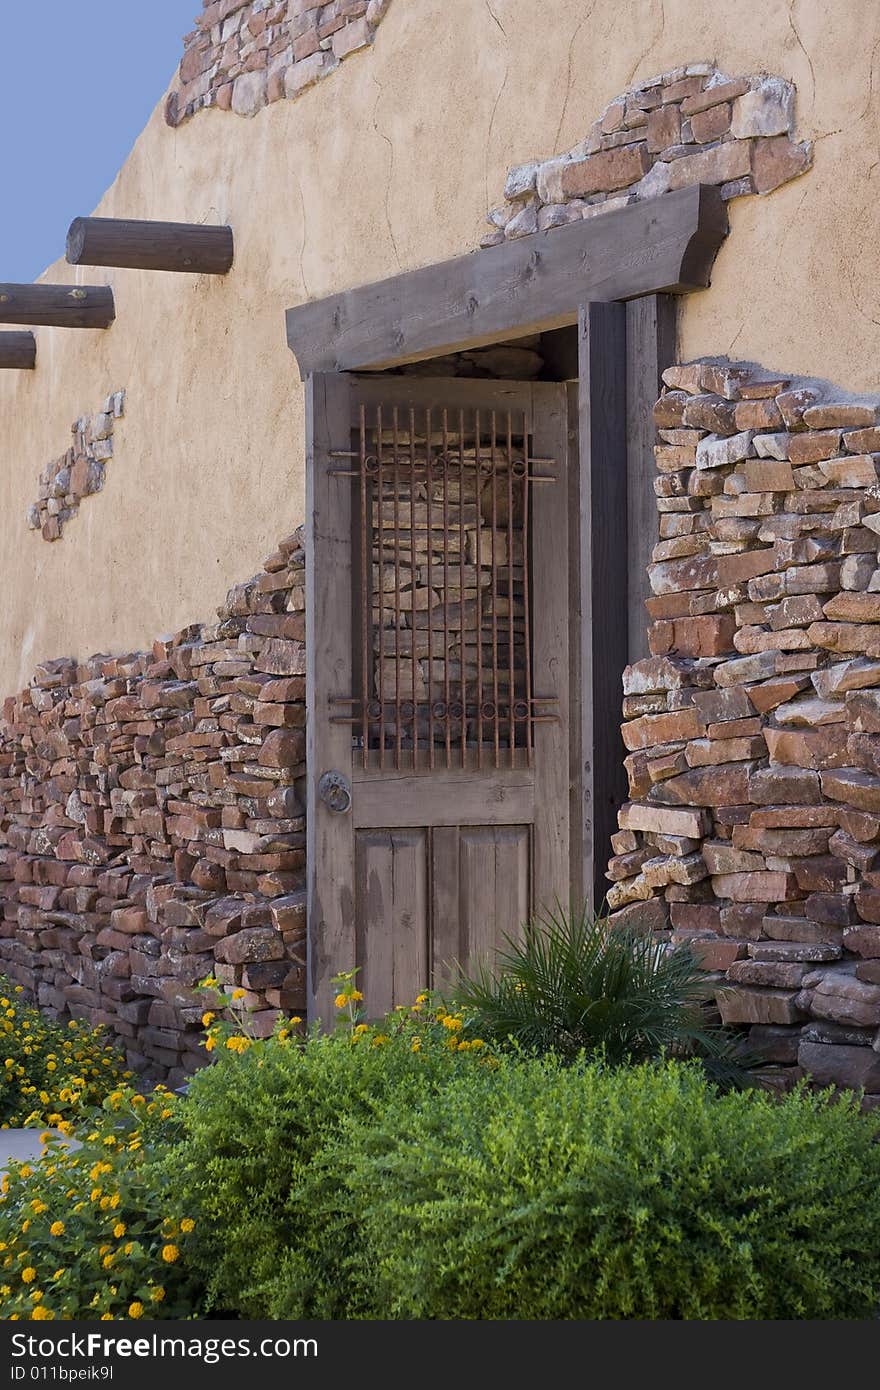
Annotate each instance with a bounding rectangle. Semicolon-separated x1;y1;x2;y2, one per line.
306;374;570;1022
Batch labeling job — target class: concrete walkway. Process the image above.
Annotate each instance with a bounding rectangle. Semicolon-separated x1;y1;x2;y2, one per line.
0;1129;79;1176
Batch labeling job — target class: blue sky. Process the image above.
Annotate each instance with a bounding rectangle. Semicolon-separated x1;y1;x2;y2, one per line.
1;1;196;282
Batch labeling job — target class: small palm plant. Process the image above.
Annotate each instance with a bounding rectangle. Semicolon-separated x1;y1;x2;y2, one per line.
454;903;754;1086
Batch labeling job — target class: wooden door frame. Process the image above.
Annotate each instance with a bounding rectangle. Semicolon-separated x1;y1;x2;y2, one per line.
291;184;726;1012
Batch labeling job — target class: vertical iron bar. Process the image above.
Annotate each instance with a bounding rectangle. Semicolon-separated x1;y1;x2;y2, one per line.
442;409;451;770
409;407;418;765
377;405;385;768
475;409;483;770
426;406;435;770
490;411;500;770
506;411;516;768
359;403;369;770
459;407;467;766
522;408;534;769
393;406;402;771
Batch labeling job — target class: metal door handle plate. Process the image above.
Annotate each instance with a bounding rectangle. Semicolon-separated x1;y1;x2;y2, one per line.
318;770;352;814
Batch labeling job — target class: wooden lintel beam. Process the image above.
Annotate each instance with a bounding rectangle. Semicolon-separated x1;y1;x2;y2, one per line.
0;332;36;369
67;217;234;275
0;284;115;329
286;183;727;375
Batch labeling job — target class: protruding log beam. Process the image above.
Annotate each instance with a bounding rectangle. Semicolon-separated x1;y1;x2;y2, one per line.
0;332;36;369
0;284;115;329
67;218;234;275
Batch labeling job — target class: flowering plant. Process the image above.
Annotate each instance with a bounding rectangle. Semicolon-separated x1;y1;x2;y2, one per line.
0;1086;201;1321
0;979;130;1129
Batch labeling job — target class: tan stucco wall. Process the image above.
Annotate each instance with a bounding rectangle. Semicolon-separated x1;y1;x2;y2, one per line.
1;0;878;695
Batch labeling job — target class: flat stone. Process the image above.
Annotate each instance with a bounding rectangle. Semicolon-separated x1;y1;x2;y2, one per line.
751;136;812;195
554;144;651;198
728;959;812;988
717;985;803;1026
710;871;798;903
762;914;844;946
618;801;711;838
231;69;268;116
821;767;880;812
798;1040;880;1091
730;78;794;138
763;723;849;770
695;430;755;469
749;940;841;963
843;925;880;957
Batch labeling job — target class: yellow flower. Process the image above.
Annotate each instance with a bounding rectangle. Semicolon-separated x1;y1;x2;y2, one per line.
31;1306;53;1320
411;1038;421;1053
289;1016;302;1025
128;1302;144;1320
21;1268;36;1284
232;989;246;1002
29;1201;47;1215
470;1039;485;1050
109;1194;120;1210
353;1024;368;1036
371;1034;389;1048
205;1036;216;1053
334;993;349;1010
102;1255;115;1270
161;1245;179;1264
349;990;363;1003
441;1015;462;1032
415;992;429;1005
113;1223;126;1240
49;1222;64;1238
150;1286;165;1303
180;1219;195;1234
101;1313;113;1321
201;1012;215;1027
225;1036;251;1054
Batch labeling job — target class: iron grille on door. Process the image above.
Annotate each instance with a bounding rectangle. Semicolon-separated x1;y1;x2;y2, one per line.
332;404;557;771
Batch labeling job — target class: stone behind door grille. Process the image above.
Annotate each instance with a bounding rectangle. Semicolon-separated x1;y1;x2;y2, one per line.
340;404;555;770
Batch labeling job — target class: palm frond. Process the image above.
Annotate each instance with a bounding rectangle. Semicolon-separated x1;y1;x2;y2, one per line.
453;903;760;1088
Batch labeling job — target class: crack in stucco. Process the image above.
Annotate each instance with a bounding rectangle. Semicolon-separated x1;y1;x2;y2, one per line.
552;2;597;152
370;75;402;271
484;0;511;215
291;163;312;299
787;0;816;114
621;0;667;95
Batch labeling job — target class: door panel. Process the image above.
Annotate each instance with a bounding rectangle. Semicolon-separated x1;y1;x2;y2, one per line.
307;375;570;1023
355;828;428;1015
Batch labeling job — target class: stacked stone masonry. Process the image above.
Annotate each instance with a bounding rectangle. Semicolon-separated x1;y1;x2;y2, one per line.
166;0;392;126
27;393;125;543
0;531;308;1085
607;358;880;1101
483;65;811;245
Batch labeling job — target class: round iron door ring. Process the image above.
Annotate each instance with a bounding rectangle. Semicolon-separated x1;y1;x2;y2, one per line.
318;770;353;815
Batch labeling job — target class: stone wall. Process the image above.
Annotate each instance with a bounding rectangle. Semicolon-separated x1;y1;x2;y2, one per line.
166;0;392;126
607;358;880;1099
484;65;811;244
27;393;125;543
0;532;308;1085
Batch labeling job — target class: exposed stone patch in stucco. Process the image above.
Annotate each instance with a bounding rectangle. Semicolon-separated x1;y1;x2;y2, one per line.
483;64;812;245
26;392;125;543
166;0;394;127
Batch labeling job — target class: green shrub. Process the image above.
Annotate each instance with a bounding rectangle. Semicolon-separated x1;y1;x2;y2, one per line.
349;1056;880;1319
455;905;750;1083
0;1087;202;1321
168;1001;487;1318
0;979;130;1129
